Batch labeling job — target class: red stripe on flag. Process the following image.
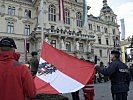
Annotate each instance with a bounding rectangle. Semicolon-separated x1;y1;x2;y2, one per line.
41;42;95;85
34;77;59;94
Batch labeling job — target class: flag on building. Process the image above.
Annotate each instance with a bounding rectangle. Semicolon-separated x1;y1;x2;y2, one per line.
120;18;125;40
59;0;64;21
82;0;88;27
34;42;95;94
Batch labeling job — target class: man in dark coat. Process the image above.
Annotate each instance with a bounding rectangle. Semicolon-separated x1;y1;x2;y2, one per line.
29;51;39;77
96;50;131;100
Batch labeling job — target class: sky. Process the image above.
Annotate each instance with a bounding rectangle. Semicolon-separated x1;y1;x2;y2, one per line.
87;0;133;39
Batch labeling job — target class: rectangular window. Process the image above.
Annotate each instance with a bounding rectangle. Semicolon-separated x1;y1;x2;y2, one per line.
12;7;15;15
106;38;109;45
66;41;71;52
104;27;108;33
8;6;12;15
97;25;100;32
24;25;30;35
112;29;115;34
98;37;101;44
99;49;102;57
88;24;93;30
51;26;55;33
25;9;31;18
79;43;84;52
91;49;94;55
7;22;14;33
51;40;56;48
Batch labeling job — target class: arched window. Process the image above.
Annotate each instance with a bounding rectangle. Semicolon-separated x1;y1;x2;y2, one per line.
64;8;70;24
48;5;56;22
76;12;82;27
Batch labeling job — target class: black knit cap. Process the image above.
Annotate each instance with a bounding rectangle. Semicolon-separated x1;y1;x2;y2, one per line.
31;51;38;56
111;50;120;55
0;37;17;49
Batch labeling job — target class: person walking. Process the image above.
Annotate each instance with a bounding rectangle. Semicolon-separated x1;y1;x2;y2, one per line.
0;37;36;100
96;50;131;100
29;51;39;78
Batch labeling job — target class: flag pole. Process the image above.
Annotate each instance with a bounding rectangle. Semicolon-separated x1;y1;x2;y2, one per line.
41;0;44;45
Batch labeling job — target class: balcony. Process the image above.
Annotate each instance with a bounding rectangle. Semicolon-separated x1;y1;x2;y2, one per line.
35;27;95;41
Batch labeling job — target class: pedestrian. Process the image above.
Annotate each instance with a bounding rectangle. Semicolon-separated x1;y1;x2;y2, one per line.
0;37;36;100
29;51;39;78
71;90;80;100
129;64;133;81
96;50;131;100
97;62;104;83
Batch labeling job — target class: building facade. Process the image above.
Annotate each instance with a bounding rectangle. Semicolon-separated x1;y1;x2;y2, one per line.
0;0;120;65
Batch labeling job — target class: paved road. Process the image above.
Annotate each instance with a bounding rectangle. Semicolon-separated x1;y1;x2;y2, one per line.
62;81;133;100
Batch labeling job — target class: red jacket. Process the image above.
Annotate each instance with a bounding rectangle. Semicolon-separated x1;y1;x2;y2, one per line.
0;51;36;100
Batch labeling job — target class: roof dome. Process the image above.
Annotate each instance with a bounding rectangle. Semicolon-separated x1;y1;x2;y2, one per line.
100;0;113;14
101;6;113;13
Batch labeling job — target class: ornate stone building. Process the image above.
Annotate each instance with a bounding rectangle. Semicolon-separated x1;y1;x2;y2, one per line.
0;0;120;65
88;0;120;65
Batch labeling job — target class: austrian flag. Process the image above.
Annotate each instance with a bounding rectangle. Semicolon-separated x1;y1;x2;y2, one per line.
34;42;95;94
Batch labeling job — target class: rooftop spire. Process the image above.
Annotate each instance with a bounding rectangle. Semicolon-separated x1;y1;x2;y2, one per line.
103;0;108;7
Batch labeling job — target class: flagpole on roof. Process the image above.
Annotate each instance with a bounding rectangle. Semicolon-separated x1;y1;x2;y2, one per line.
41;0;44;45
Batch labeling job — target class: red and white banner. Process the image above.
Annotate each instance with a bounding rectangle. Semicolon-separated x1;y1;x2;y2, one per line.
34;42;95;94
58;0;64;21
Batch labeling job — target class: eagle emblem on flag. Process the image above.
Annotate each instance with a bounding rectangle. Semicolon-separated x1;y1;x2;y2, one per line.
38;62;57;76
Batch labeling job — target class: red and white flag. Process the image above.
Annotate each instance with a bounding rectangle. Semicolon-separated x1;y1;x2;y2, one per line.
34;42;95;94
58;0;64;21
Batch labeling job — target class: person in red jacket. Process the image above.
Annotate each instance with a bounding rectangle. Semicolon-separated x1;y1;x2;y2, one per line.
0;37;36;100
83;60;95;100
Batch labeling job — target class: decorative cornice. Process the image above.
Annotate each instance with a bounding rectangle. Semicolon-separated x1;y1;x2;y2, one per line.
5;16;17;22
22;20;33;24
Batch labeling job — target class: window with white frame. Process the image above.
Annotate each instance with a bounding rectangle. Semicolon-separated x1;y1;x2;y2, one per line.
8;6;12;15
66;41;71;51
64;8;70;25
76;12;82;27
8;6;15;15
24;25;30;35
7;22;14;33
48;5;56;22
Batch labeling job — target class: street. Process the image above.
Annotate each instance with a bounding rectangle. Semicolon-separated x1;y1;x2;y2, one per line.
62;81;133;100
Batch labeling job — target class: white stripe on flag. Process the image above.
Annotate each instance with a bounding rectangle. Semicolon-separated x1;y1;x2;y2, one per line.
37;58;84;93
37;70;84;93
